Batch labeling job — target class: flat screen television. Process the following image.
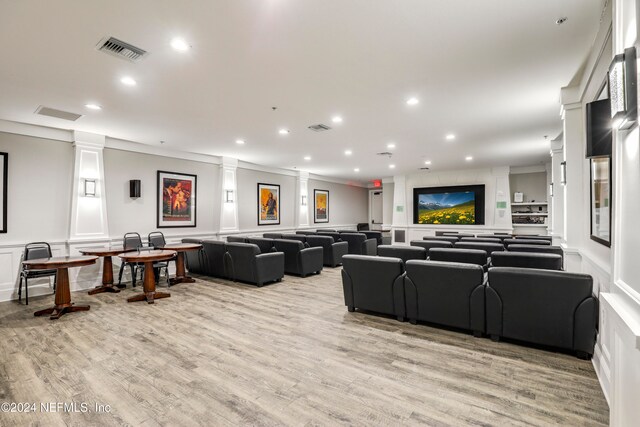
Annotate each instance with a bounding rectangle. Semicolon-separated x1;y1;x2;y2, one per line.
586;98;612;158
413;184;485;225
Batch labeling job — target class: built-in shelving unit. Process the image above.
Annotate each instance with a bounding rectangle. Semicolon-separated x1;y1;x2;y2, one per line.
511;201;548;225
508;166;551;234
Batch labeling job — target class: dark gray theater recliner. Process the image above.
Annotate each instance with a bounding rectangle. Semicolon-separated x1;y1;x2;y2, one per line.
454;241;504;256
422;236;459;243
362;231;383;246
404;260;485;336
306;235;348;267
377;245;427;263
341;255;406;320
504;238;551;247
490;252;562;270
428;248;488;269
273;239;323;277
460;237;502;244
201;240;228;278
507;244;564;265
486;267;598;359
247;237;277;254
410;240;453;253
227;235;248;243
340;233;377;255
224;242;284;286
182;238;205;274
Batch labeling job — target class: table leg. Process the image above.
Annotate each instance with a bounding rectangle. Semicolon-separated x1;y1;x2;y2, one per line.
35;267;90;320
169;251;195;285
88;256;121;295
127;261;170;304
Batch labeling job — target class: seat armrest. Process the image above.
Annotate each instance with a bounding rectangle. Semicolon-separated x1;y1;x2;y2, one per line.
363;238;377;255
299;246;324;275
255;252;285;283
573;296;598;356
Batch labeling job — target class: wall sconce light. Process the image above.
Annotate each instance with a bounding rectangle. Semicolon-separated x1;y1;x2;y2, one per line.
83;179;96;197
129;179;141;198
609;46;637;130
301;195;307;206
549;183;554;197
560;162;567;185
225;189;234;203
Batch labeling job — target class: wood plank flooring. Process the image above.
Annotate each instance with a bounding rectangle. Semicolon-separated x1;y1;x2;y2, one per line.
0;266;609;426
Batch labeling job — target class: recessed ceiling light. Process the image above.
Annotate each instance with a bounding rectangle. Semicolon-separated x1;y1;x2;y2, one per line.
85;103;102;110
235;139;245;145
387;143;396;149
465;156;473;161
389;164;396;169
445;134;456;140
170;37;191;51
406;97;419;106
304;156;311;161
279;129;289;135
424;160;432;165
344;150;352;156
354;168;360;172
555;17;568;25
120;76;137;86
332;116;343;123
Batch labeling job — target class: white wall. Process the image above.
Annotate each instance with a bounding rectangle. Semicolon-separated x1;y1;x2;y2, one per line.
103;148;219;238
307;178;368;227
509;172;547;203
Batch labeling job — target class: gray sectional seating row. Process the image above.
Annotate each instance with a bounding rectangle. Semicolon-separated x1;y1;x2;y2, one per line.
295;230;379;256
263;233;348;267
182;239;284;286
341;255;598;358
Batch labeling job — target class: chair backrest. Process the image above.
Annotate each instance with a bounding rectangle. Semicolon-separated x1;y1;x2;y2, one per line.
201;240;227;278
428;248;488;267
443;232;475;238
263;233;283;239
247;237;276;254
281;234;307;244
460;237;502;244
224;242;261;281
357;223;370;231
410;240;453;252
148;232;166;249
123;232;143;251
317;229;337;233
377;245;427;263
306;234;335;248
504;238;551;247
422;236;459;243
317;231;342;242
454;241;504;255
475;234;511;241
296;230;316;235
339;233;367;254
513;235;552;242
362;231;383;245
227;235;248;243
506;244;564;263
24;242;53;261
490;252;563;270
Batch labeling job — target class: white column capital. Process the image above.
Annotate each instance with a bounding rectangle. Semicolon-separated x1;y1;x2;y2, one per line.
220;156;238;169
73;131;105;149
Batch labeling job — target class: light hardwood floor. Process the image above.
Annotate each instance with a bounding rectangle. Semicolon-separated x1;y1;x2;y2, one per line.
0;266;608;426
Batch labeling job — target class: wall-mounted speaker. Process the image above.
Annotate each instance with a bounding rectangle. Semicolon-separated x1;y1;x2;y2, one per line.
129;179;141;198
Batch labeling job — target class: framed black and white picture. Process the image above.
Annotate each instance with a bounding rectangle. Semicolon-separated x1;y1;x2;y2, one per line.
590;157;611;247
0;152;6;233
314;189;329;223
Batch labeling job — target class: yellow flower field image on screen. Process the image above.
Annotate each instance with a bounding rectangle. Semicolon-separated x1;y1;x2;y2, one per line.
417;191;475;225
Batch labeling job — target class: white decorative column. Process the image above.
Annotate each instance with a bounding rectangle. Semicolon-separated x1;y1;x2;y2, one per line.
68;131;110;289
295;171;310;229
219;157;239;235
560;101;584;272
550;135;564;245
381;177;394;230
491;166;512;231
391;175;408;245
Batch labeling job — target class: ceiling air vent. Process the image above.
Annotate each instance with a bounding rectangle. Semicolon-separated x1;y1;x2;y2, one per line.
419;167;430;170
97;36;148;62
376;152;393;157
308;124;331;132
35;106;82;121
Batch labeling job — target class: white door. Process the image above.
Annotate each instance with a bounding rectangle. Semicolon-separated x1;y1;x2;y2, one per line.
370;190;383;230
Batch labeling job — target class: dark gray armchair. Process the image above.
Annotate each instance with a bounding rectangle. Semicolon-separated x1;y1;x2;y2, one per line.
306;235;348;267
182;238;205;274
423;236;459;243
454;241;504;256
504;238;551;247
281;234;309;245
341;255;406;320
263;233;283;239
377;245;427;263
428;248;488;269
507;244;564;265
201;240;228;278
410;240;453;253
460;237;502;244
247;237;276;254
272;239;323;277
362;231;383;245
490;252;562;270
486;267;598;359
340;233;377;255
227;235;248;243
223;243;284;286
404;260;485;336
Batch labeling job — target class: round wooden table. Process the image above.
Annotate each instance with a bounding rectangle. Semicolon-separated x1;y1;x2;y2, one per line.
160;243;203;285
22;256;98;320
119;250;176;304
79;247;135;295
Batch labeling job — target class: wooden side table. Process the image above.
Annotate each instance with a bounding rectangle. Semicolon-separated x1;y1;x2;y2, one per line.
119;250;176;304
22;256;98;320
79;246;135;295
160;243;203;285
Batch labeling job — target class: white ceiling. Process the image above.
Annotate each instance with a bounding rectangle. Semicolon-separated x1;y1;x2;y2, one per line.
0;0;603;183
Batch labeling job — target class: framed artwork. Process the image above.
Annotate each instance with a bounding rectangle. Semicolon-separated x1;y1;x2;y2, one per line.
157;170;197;228
314;189;329;223
258;183;280;225
0;152;7;233
590;157;611;247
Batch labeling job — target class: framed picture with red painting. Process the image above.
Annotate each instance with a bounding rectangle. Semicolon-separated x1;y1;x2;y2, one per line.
157;170;197;228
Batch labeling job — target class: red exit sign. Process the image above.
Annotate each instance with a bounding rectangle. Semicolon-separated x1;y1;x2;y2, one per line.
373;180;382;188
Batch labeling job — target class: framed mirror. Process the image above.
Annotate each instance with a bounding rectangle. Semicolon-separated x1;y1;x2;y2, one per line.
590;157;611;247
